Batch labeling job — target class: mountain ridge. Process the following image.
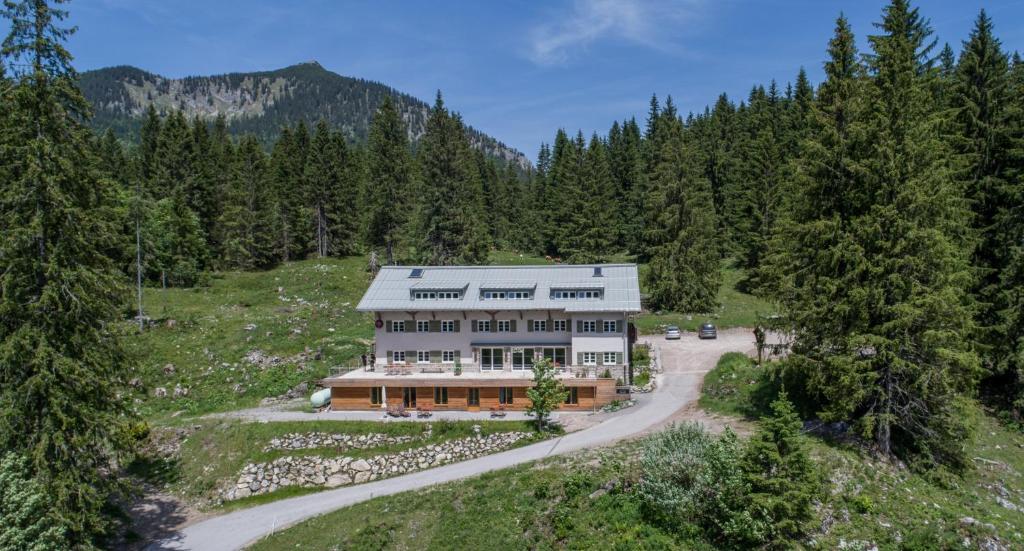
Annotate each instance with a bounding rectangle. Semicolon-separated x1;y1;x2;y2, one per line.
79;61;530;169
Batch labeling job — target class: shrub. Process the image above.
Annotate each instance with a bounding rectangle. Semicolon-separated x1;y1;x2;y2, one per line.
637;423;765;547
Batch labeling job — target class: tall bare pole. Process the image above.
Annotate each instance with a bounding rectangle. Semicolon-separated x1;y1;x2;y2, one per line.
135;178;144;331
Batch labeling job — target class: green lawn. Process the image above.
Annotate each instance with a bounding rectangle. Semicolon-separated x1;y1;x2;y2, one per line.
126;257;375;420
249;444;690;551
634;261;778;334
132;419;541;511
698;352;779;419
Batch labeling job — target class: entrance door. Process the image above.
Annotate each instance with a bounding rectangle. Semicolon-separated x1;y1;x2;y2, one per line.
480;347;504;370
403;387;417;408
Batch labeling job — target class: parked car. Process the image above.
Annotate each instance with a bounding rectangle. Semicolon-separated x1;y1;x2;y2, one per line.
698;323;717;339
665;325;681;340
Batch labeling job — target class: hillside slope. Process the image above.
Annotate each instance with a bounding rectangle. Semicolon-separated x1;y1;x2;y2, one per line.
79;61;529;168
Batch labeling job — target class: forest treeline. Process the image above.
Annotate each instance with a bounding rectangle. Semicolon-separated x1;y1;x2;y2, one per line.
1;0;1023;546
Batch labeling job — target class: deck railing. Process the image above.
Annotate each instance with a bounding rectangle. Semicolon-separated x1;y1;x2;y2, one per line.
327;363;628;379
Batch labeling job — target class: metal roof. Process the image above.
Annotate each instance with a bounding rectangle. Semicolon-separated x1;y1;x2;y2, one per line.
356;264;641;313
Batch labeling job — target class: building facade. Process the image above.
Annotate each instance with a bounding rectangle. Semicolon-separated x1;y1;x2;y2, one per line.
322;263;642;411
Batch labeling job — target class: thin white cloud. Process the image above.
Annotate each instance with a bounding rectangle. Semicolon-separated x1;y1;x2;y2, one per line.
527;0;706;66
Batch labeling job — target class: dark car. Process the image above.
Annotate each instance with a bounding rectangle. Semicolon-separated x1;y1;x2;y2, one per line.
698;323;717;339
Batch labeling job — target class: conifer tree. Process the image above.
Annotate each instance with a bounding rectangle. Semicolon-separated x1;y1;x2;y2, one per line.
416;92;490;264
306;120;358;257
951;11;1020;412
138;104;161;184
528;142;553;254
0;0;135;542
733;82;787;292
775;4;979;467
365;96;412;264
608;118;646;254
219;135;280;270
741;394;818;545
189;115;221;244
556;134;615;262
206;114;234;260
267;127;297;260
644;120;721;312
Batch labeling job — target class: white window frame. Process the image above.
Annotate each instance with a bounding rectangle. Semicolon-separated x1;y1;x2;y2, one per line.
414;291;461;300
478;320;491;332
497;320;511;332
417;350;430;364
441;320;455;333
442;350;456;364
417;320;430;333
603;320;617;333
392;350;405;363
583;352;597;365
532;320;546;332
553;320;567;332
603;352;617;365
581;320;597;333
393;320;405;332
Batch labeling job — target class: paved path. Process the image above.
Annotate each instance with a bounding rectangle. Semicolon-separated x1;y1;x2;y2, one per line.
149;329;757;551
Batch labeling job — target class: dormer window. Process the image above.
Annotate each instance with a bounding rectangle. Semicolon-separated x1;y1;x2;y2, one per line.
413;290;461;300
482;290;532;300
551;289;602;299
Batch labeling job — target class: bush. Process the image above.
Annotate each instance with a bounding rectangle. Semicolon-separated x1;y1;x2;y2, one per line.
637;423;765;547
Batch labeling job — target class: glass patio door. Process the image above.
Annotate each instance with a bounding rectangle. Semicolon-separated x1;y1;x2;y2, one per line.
542;347;566;367
480;347;504;370
511;348;534;370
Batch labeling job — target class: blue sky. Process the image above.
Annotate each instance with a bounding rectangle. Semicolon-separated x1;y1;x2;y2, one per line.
38;1;1024;156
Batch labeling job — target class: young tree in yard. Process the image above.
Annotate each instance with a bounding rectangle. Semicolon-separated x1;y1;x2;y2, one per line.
0;453;68;550
0;0;135;543
742;393;818;545
526;358;567;430
365;96;413;264
416;92;490;265
774;4;979;468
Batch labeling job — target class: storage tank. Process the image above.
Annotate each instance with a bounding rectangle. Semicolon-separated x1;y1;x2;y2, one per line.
310;387;331;409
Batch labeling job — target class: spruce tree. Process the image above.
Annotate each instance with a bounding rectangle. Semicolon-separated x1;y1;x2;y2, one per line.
0;0;135;542
365;96;412;264
775;4;979;467
416;92;490;264
306;120;357;257
644;119;721;312
608;118;646;254
951;11;1020;413
741;394;818;545
218;135;280;270
270;124;314;261
733;82;786;292
189;115;221;245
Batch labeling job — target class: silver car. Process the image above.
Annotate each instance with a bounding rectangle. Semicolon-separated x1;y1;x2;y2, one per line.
698;323;717;339
665;325;681;340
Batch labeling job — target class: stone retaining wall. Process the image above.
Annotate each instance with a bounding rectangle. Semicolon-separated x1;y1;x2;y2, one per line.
264;432;418;452
224;431;534;500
